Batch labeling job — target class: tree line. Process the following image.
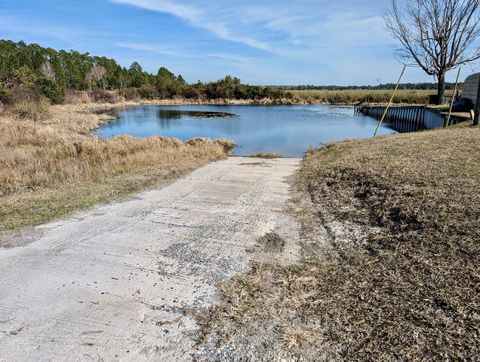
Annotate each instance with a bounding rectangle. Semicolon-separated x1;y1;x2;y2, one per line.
0;40;285;105
279;83;461;91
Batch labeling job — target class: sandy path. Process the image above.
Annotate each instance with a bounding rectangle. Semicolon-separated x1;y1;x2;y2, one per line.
0;157;300;361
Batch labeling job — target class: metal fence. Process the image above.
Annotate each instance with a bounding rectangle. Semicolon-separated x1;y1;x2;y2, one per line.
356;105;457;132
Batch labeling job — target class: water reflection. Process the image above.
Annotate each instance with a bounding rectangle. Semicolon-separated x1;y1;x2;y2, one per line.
157;110;183;120
96;105;395;157
157;109;237;119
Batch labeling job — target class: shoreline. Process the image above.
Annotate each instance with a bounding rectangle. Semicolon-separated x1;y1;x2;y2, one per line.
0;104;234;236
74;99;379;134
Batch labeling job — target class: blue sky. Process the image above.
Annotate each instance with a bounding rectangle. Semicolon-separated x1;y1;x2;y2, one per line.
1;0;478;85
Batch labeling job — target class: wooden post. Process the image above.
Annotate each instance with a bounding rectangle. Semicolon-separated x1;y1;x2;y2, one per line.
474;75;480;126
445;68;461;128
374;65;407;137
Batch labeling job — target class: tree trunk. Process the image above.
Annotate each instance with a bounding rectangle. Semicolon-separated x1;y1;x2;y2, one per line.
437;72;446;105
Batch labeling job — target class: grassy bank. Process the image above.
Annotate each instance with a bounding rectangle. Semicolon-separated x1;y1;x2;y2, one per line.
288;89;436;104
0;103;233;239
61;90;296;106
5;87;439;109
199;125;480;359
63;89;434;105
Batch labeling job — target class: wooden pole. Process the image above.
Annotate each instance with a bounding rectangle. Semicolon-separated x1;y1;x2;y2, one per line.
374;65;407;137
445;68;461;128
474;74;480;126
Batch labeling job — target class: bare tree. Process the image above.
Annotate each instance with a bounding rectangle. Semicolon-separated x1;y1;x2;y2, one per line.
385;0;480;104
85;64;107;91
40;60;55;80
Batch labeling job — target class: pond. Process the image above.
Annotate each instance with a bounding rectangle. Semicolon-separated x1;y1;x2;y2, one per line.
95;105;395;157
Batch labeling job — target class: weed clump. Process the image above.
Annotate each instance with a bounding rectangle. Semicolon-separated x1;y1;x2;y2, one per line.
12;97;50;121
248;152;282;159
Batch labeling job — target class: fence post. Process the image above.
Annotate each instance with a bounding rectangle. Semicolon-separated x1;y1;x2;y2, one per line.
374;65;407;137
445;67;461;127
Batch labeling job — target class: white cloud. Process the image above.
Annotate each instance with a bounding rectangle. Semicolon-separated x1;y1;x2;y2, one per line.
206;53;251;63
110;0;393;62
111;0;200;21
111;1;395;82
116;42;197;58
116;42;254;68
111;0;272;51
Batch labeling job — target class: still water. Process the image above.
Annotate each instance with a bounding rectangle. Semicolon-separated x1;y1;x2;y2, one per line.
95;105;395;157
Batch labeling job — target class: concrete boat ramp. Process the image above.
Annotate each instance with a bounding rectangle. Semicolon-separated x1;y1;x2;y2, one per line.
0;157;301;361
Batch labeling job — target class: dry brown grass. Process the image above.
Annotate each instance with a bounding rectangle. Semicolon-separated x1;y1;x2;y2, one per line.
12;98;51;121
62;89;297;106
198;125;480;360
289;89;437;104
0;103;233;234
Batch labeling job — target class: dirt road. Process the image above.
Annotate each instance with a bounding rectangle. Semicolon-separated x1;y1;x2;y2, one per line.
0;157;300;361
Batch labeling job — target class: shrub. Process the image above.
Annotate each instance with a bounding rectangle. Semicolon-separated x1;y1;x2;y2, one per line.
181;86;201;99
138;84;158;99
8;86;42;104
12;97;50;121
90;90;121;103
0;87;11;104
64;90;91;104
5;66;36;89
118;87;140;101
35;77;65;104
156;79;181;99
262;87;284;100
